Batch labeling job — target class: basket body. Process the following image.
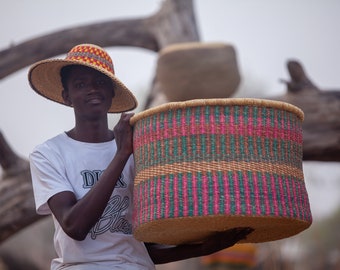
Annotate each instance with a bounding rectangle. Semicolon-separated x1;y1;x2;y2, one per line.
132;99;312;245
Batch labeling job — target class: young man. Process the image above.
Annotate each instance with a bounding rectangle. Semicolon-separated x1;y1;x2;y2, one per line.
28;44;252;270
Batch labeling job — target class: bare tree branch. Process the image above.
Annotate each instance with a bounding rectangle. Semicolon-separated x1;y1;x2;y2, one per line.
0;0;199;79
275;60;340;161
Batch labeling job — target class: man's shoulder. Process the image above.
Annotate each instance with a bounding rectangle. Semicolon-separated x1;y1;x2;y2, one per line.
32;133;67;154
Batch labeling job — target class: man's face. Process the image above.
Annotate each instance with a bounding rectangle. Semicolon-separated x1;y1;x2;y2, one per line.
62;65;115;118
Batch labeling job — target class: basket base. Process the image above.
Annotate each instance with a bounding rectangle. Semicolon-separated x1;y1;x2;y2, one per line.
133;215;311;245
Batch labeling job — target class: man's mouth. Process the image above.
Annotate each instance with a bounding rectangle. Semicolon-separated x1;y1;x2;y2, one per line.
87;96;103;104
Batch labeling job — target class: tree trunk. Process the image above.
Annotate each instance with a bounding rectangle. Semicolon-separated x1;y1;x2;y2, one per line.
0;132;44;242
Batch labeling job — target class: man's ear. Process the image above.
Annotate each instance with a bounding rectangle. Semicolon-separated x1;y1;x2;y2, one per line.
62;90;72;106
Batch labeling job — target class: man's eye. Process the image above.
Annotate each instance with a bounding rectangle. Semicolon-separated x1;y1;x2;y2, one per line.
97;79;108;86
75;82;85;89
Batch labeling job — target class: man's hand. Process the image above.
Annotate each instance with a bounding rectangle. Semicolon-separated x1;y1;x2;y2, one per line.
113;112;134;155
199;227;254;256
146;227;254;264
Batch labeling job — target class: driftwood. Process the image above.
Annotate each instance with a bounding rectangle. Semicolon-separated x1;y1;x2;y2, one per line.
0;132;43;242
0;0;199;79
275;60;340;162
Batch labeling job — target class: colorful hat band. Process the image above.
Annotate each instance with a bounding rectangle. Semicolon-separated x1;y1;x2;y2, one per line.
66;45;115;74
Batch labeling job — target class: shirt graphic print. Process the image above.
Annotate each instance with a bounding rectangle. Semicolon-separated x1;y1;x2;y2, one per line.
81;169;132;239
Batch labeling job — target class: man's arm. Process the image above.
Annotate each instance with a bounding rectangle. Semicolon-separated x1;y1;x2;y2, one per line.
145;227;253;264
48;113;134;240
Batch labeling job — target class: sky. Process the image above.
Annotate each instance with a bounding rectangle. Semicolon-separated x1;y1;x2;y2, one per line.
1;0;340;220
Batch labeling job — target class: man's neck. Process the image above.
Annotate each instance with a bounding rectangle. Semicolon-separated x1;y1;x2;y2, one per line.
68;119;114;143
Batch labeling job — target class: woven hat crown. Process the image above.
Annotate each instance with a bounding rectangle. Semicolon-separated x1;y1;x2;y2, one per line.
66;44;115;76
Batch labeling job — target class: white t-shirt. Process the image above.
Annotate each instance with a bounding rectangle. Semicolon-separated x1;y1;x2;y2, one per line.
30;132;155;270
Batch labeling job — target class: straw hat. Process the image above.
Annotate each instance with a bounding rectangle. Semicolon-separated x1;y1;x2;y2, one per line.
28;44;137;113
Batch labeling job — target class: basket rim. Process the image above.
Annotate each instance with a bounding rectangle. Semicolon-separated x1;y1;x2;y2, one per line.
130;98;304;125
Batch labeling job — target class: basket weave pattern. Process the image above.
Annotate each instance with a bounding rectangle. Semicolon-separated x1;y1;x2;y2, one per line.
132;100;312;244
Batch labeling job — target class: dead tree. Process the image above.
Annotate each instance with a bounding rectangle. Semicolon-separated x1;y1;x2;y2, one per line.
0;0;199;79
275;60;340;161
0;132;42;242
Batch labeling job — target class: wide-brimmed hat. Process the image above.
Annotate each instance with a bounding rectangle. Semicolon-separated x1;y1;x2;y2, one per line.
28;44;138;113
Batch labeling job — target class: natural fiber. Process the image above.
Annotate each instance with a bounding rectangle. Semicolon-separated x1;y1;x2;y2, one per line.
28;44;137;113
131;98;312;245
155;42;240;101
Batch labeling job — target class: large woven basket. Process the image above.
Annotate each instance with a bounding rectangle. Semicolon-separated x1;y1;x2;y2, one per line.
131;98;312;245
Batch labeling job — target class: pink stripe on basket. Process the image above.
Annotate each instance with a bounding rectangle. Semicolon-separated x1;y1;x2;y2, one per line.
285;176;294;218
296;180;304;220
180;110;186;136
156;178;162;219
229;107;236;135
213;172;220;215
149;181;154;224
223;172;231;215
192;173;199;216
262;174;271;216
190;111;196;134
252;172;262;215
182;173;189;217
173;174;179;218
291;178;298;218
164;175;170;219
270;175;279;216
172;111;178;137
242;171;252;215
141;183;147;224
202;174;209;215
163;110;169;139
278;175;287;217
210;108;216;134
200;106;205;134
233;172;241;214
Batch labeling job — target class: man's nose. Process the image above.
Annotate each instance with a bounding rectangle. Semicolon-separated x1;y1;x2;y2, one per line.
87;81;100;92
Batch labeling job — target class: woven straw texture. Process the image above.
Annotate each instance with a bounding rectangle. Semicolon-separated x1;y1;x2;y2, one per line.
132;98;312;245
155;42;240;101
28;44;137;113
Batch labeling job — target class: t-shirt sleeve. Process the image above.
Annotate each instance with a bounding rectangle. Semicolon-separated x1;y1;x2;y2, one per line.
29;144;74;215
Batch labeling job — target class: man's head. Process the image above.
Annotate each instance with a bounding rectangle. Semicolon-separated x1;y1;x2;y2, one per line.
60;65;116;116
28;44;137;113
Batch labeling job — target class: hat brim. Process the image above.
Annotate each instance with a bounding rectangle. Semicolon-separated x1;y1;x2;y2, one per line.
28;59;138;113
